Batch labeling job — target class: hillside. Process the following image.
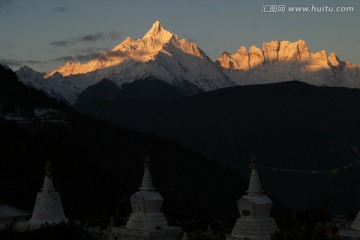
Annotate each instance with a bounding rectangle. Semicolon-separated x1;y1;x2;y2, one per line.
74;80;360;213
0;65;250;220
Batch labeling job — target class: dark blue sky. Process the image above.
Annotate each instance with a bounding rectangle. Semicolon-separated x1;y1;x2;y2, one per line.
1;0;359;72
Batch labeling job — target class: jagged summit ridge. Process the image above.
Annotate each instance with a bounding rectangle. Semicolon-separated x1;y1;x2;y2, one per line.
111;21;174;54
217;39;312;70
46;21;205;79
142;20;173;42
216;39;360;87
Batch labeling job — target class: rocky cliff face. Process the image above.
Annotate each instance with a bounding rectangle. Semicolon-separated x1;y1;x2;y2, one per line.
216;40;360;87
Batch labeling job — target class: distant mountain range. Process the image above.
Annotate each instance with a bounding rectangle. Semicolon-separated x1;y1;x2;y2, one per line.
15;21;360;104
16;21;232;104
74;79;360;214
216;39;360;87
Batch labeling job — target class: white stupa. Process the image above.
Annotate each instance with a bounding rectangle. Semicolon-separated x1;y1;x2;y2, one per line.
110;159;182;240
28;161;68;227
352;212;360;231
227;157;278;240
340;211;360;239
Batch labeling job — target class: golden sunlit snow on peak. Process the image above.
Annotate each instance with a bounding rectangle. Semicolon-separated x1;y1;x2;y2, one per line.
45;21;206;78
216;39;323;71
142;20;174;44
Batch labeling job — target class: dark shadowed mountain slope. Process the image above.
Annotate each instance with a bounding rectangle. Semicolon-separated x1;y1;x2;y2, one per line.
75;75;187;106
0;65;251;220
117;75;188;100
0;65;64;115
74;80;360;213
75;78;120;105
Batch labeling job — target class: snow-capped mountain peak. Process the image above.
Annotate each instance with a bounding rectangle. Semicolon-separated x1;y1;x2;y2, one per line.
111;21;173;54
20;24;360;106
142;20;173;43
45;20;207;79
26;21;233;104
216;39;360;87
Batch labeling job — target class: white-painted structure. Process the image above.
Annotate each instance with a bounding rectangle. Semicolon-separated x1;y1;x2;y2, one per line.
340;212;360;239
0;204;30;230
28;161;68;228
352;212;360;231
227;157;277;240
110;160;182;240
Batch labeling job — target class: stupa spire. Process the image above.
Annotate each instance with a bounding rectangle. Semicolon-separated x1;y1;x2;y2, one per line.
227;156;277;240
139;157;155;191
41;161;55;192
247;156;263;195
111;159;182;239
